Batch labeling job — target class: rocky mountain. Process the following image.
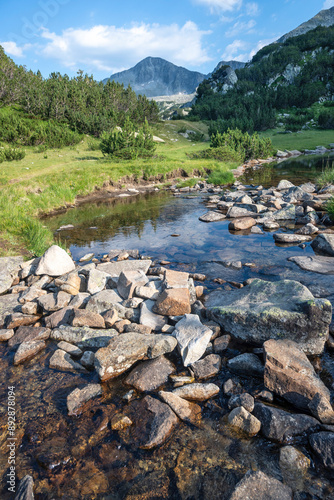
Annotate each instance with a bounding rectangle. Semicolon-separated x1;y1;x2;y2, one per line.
103;57;206;97
278;6;334;43
212;60;246;73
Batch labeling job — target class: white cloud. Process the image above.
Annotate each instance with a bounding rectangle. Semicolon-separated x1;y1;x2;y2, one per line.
225;19;256;37
194;0;242;13
323;0;334;8
40;22;211;74
245;2;260;16
0;41;30;58
249;37;278;59
221;39;248;60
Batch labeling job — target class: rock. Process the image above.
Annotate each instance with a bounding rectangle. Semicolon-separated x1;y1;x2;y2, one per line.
56;272;81;295
103;308;118;328
263;340;331;410
223;378;241;395
135;285;159;300
309;432;334;470
67;384;102;415
199;211;226;222
125;356;176;392
311;234;334;256
122;297;143;308
14;340;46;365
207;279;331;355
153;288;191;316
114;319;131;333
49;349;88;373
57;341;82;357
8;326;50;349
0;294;22;328
85;289;123;314
279;446;310;484
140;396;179;449
263;220;280;230
227;206;256;218
0;328;14;341
228;353;264;378
213;334;231;353
72;309;105;329
79;252;94;262
295;223;318;235
163;269;189;289
51;326;117;349
253;402;319;443
172;383;219;401
6;313;41;329
288;255;334;275
277;180;295;190
45;307;74;329
229;217;257;230
273;233;312;244
15;474;35;500
191;354;221;380
69;292;90;309
309;393;334;424
96;259;152;277
124;323;152;335
0;256;23;294
251;226;263;234
159;391;201;425
140;299;167;331
230;470;292;500
110;415;133;431
228;393;254;413
173;314;212;366
87;269;108;294
266;204;296;220
35;245;75;276
19;286;47;304
117;270;148;299
94;333;177;381
80;351;95;370
21;302;38;315
228;406;261;436
38;291;71;313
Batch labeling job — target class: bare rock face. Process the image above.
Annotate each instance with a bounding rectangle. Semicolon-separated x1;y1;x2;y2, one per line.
229;470;292;500
94;333;177;381
263;339;331;410
207;278;332;355
67;384;102;415
125;356;176;392
289;255;334;275
35;245;75;276
159;390;201;425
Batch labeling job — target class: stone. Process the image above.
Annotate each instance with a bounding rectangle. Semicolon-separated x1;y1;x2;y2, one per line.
110;415;133;431
207;279;332;355
114;319;131;333
117;270;148;299
251;226;263;234
140;300;167;331
153;288;191;316
19;286;47;304
277;180;295;190
51;326;117;349
45;307;74;329
227;206;256;218
213;334;230;353
38;291;71;313
15;474;35;500
67;384;102;415
14;340;46;365
163;269;189;289
6;313;41;329
263;220;280;230
124;323;152;335
228;393;254;413
253;403;320;443
273;233;312;244
264;340;331;410
94;333;177;381
229;470;292;500
122;297;143;308
125;356;175;392
228;406;261;436
69;292;90;309
199;211;226;222
103;308;118;328
8;326;50;349
87;269;109;295
135;285;159;300
191;354;221;380
57;341;82;357
140;396;179;450
0;256;23;295
85;289;123;314
0;295;22;328
172;383;219;401
309;393;334;424
309;432;334;470
295;223;318;235
0;328;14;341
79;252;94;262
35;245;75;276
72;309;105;329
229;217;257;230
56;272;81;295
21;302;38;315
228;353;264;378
311;233;334;256
266;204;296;220
80;351;95;370
288;255;334;275
279;446;310;481
96;259;152;277
159;390;201;425
173;314;212;366
49;349;88;373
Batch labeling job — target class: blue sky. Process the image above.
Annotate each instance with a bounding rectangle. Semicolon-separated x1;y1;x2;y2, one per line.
0;0;333;79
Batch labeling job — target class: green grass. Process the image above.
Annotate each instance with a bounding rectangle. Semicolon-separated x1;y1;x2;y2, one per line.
326;197;334;221
207;166;235;185
175;178;202;188
259;128;334;152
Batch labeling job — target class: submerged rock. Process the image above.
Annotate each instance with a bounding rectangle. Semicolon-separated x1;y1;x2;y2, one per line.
289;255;334;274
15;474;35;500
14;340;46;365
206;278;331;355
67;384;102;415
230;470;292;500
159;390;201;425
228;406;261;436
140;396;179;449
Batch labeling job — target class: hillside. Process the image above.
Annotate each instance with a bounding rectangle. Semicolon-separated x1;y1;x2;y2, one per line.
278;6;334;43
103;57;206;97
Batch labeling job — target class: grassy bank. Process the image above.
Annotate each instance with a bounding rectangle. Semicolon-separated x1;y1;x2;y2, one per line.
259;128;334;151
0;121;236;257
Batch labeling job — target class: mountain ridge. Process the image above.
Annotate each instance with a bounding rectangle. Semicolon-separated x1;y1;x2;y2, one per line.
278;6;334;42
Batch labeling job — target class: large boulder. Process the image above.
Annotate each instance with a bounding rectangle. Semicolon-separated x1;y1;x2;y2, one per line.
35;245;75;276
263;339;331;410
311;234;334;256
206;279;331;355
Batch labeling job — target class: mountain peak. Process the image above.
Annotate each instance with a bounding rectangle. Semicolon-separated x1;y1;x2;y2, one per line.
278;6;334;43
